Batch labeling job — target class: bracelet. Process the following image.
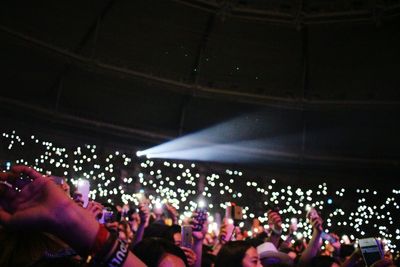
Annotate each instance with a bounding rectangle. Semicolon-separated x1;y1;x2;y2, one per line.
91;238;129;267
88;228;118;266
103;239;129;267
88;227;129;267
90;224;110;256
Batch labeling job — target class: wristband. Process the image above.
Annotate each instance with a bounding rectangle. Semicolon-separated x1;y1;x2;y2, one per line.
88;228;118;266
91;238;129;267
104;239;129;267
88;227;129;267
90;224;110;256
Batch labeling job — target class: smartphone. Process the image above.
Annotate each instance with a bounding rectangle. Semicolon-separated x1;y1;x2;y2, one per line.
359;238;383;266
321;232;337;243
76;179;90;208
99;207;115;224
290;217;298;232
226;205;243;222
194;207;207;232
181;225;193;248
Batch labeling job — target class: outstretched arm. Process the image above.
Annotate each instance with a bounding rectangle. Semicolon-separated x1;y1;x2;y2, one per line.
132;202;150;246
191;211;208;267
298;216;323;266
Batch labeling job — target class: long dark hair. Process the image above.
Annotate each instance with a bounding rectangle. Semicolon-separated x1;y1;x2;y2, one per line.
215;240;253;267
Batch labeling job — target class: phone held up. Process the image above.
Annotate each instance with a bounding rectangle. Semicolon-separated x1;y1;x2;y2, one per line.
98;207;115;224
225;202;243;225
306;207;338;243
359;238;384;267
193;200;207;232
181;225;193;248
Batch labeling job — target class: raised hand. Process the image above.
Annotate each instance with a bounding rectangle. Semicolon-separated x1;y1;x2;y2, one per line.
164;202;179;223
138;202;150;227
218;218;234;243
0;165;146;267
267;210;282;233
180;246;197;266
0;165;74;231
191;210;208;241
86;201;104;220
310;215;323;233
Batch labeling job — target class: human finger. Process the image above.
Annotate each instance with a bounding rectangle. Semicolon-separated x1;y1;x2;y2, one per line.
87;201;103;210
86;203;103;218
11;165;43;180
5;166;45;193
180;247;196;263
180;246;191;253
311;217;323;231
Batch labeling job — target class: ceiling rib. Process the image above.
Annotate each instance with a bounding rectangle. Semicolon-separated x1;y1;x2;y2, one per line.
1;24;399;111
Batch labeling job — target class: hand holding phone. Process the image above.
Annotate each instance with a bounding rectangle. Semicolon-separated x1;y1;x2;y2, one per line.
193;207;207;232
320;232;338;243
306;207;323;232
267;207;282;233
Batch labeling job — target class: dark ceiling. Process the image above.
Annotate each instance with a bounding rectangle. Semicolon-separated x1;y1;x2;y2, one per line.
0;0;399;176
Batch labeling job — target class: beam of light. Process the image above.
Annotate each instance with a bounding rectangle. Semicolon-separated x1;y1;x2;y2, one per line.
138;112;278;156
145;140;299;163
137;112;302;163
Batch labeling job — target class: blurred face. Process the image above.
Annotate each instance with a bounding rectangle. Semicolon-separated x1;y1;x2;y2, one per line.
158;253;185;267
242;247;262;267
